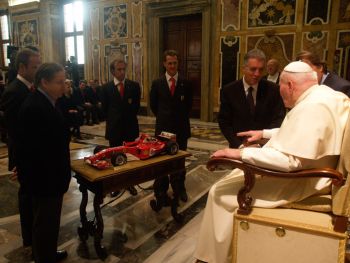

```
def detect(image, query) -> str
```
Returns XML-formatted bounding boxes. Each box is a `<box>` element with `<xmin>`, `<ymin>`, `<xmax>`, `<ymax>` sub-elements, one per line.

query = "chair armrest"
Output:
<box><xmin>206</xmin><ymin>157</ymin><xmax>344</xmax><ymax>215</ymax></box>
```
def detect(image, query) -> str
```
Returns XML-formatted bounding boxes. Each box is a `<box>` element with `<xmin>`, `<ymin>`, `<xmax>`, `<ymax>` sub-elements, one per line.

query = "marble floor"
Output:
<box><xmin>0</xmin><ymin>116</ymin><xmax>231</xmax><ymax>263</ymax></box>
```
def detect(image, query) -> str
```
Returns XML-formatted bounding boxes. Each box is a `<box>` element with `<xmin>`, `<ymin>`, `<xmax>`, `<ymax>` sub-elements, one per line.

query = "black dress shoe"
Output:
<box><xmin>56</xmin><ymin>250</ymin><xmax>68</xmax><ymax>262</ymax></box>
<box><xmin>127</xmin><ymin>186</ymin><xmax>138</xmax><ymax>196</ymax></box>
<box><xmin>179</xmin><ymin>190</ymin><xmax>188</xmax><ymax>202</ymax></box>
<box><xmin>111</xmin><ymin>190</ymin><xmax>121</xmax><ymax>197</ymax></box>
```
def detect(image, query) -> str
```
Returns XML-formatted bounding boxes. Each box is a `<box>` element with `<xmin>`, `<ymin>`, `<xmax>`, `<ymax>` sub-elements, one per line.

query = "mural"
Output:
<box><xmin>220</xmin><ymin>36</ymin><xmax>240</xmax><ymax>88</ymax></box>
<box><xmin>339</xmin><ymin>0</ymin><xmax>350</xmax><ymax>23</ymax></box>
<box><xmin>248</xmin><ymin>0</ymin><xmax>296</xmax><ymax>28</ymax></box>
<box><xmin>248</xmin><ymin>33</ymin><xmax>294</xmax><ymax>68</ymax></box>
<box><xmin>221</xmin><ymin>0</ymin><xmax>240</xmax><ymax>31</ymax></box>
<box><xmin>335</xmin><ymin>31</ymin><xmax>350</xmax><ymax>80</ymax></box>
<box><xmin>305</xmin><ymin>0</ymin><xmax>330</xmax><ymax>25</ymax></box>
<box><xmin>104</xmin><ymin>4</ymin><xmax>127</xmax><ymax>39</ymax></box>
<box><xmin>17</xmin><ymin>19</ymin><xmax>39</xmax><ymax>47</ymax></box>
<box><xmin>104</xmin><ymin>43</ymin><xmax>128</xmax><ymax>81</ymax></box>
<box><xmin>132</xmin><ymin>1</ymin><xmax>142</xmax><ymax>38</ymax></box>
<box><xmin>302</xmin><ymin>31</ymin><xmax>328</xmax><ymax>61</ymax></box>
<box><xmin>92</xmin><ymin>44</ymin><xmax>100</xmax><ymax>81</ymax></box>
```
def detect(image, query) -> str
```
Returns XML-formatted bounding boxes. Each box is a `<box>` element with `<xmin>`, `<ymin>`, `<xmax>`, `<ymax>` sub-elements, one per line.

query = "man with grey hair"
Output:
<box><xmin>218</xmin><ymin>49</ymin><xmax>285</xmax><ymax>148</ymax></box>
<box><xmin>195</xmin><ymin>61</ymin><xmax>350</xmax><ymax>263</ymax></box>
<box><xmin>264</xmin><ymin>58</ymin><xmax>281</xmax><ymax>83</ymax></box>
<box><xmin>101</xmin><ymin>58</ymin><xmax>141</xmax><ymax>196</ymax></box>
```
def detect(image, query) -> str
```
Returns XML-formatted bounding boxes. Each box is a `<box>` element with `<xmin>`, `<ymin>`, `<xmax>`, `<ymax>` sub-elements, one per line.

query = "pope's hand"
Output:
<box><xmin>211</xmin><ymin>148</ymin><xmax>241</xmax><ymax>160</ymax></box>
<box><xmin>237</xmin><ymin>130</ymin><xmax>263</xmax><ymax>145</ymax></box>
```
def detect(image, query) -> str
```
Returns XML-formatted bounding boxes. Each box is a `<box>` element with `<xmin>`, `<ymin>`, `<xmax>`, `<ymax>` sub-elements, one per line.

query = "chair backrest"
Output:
<box><xmin>333</xmin><ymin>111</ymin><xmax>350</xmax><ymax>216</ymax></box>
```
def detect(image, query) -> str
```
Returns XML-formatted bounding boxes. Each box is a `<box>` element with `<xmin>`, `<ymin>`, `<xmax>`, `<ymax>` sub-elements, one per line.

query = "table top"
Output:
<box><xmin>71</xmin><ymin>150</ymin><xmax>191</xmax><ymax>182</ymax></box>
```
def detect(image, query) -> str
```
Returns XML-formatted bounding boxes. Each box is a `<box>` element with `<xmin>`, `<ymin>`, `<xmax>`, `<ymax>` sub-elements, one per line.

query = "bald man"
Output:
<box><xmin>264</xmin><ymin>58</ymin><xmax>281</xmax><ymax>83</ymax></box>
<box><xmin>194</xmin><ymin>61</ymin><xmax>350</xmax><ymax>263</ymax></box>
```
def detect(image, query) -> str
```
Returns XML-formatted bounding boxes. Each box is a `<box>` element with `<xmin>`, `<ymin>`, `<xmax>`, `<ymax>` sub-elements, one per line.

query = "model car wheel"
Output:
<box><xmin>167</xmin><ymin>141</ymin><xmax>179</xmax><ymax>155</ymax></box>
<box><xmin>111</xmin><ymin>153</ymin><xmax>127</xmax><ymax>166</ymax></box>
<box><xmin>93</xmin><ymin>145</ymin><xmax>108</xmax><ymax>154</ymax></box>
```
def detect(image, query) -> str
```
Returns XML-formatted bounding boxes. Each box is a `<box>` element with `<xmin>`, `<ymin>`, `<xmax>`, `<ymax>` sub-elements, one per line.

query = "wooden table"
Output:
<box><xmin>71</xmin><ymin>150</ymin><xmax>191</xmax><ymax>259</ymax></box>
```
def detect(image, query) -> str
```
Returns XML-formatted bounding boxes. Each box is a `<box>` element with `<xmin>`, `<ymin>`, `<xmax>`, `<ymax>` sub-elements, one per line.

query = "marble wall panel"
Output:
<box><xmin>247</xmin><ymin>0</ymin><xmax>296</xmax><ymax>28</ymax></box>
<box><xmin>103</xmin><ymin>4</ymin><xmax>127</xmax><ymax>39</ymax></box>
<box><xmin>335</xmin><ymin>30</ymin><xmax>350</xmax><ymax>80</ymax></box>
<box><xmin>220</xmin><ymin>36</ymin><xmax>240</xmax><ymax>88</ymax></box>
<box><xmin>221</xmin><ymin>0</ymin><xmax>240</xmax><ymax>31</ymax></box>
<box><xmin>133</xmin><ymin>42</ymin><xmax>143</xmax><ymax>97</ymax></box>
<box><xmin>104</xmin><ymin>43</ymin><xmax>128</xmax><ymax>81</ymax></box>
<box><xmin>338</xmin><ymin>0</ymin><xmax>350</xmax><ymax>23</ymax></box>
<box><xmin>17</xmin><ymin>19</ymin><xmax>39</xmax><ymax>47</ymax></box>
<box><xmin>90</xmin><ymin>7</ymin><xmax>99</xmax><ymax>41</ymax></box>
<box><xmin>92</xmin><ymin>44</ymin><xmax>100</xmax><ymax>81</ymax></box>
<box><xmin>248</xmin><ymin>34</ymin><xmax>294</xmax><ymax>68</ymax></box>
<box><xmin>302</xmin><ymin>31</ymin><xmax>328</xmax><ymax>61</ymax></box>
<box><xmin>304</xmin><ymin>0</ymin><xmax>330</xmax><ymax>25</ymax></box>
<box><xmin>132</xmin><ymin>1</ymin><xmax>142</xmax><ymax>38</ymax></box>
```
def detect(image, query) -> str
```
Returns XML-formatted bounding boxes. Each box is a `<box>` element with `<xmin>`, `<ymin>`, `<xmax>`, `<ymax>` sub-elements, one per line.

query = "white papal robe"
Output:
<box><xmin>194</xmin><ymin>85</ymin><xmax>350</xmax><ymax>263</ymax></box>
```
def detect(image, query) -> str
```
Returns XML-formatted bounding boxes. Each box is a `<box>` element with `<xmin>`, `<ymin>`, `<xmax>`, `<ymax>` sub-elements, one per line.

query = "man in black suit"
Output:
<box><xmin>0</xmin><ymin>48</ymin><xmax>41</xmax><ymax>250</ymax></box>
<box><xmin>102</xmin><ymin>58</ymin><xmax>141</xmax><ymax>195</ymax></box>
<box><xmin>150</xmin><ymin>50</ymin><xmax>193</xmax><ymax>203</ymax></box>
<box><xmin>218</xmin><ymin>49</ymin><xmax>285</xmax><ymax>148</ymax></box>
<box><xmin>16</xmin><ymin>63</ymin><xmax>70</xmax><ymax>263</ymax></box>
<box><xmin>296</xmin><ymin>50</ymin><xmax>350</xmax><ymax>97</ymax></box>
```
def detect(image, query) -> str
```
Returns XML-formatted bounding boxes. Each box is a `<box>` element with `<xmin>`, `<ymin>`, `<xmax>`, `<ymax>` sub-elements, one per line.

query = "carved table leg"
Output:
<box><xmin>93</xmin><ymin>193</ymin><xmax>107</xmax><ymax>260</ymax></box>
<box><xmin>77</xmin><ymin>185</ymin><xmax>89</xmax><ymax>241</ymax></box>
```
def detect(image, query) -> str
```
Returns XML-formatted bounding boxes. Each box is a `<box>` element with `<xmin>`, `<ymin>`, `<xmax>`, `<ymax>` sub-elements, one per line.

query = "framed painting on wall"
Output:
<box><xmin>17</xmin><ymin>19</ymin><xmax>39</xmax><ymax>47</ymax></box>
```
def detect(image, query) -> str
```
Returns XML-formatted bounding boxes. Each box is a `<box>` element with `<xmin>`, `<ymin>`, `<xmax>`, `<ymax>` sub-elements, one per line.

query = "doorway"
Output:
<box><xmin>162</xmin><ymin>14</ymin><xmax>202</xmax><ymax>118</ymax></box>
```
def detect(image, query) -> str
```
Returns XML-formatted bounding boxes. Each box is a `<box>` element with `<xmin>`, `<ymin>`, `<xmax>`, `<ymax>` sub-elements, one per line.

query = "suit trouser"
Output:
<box><xmin>153</xmin><ymin>139</ymin><xmax>188</xmax><ymax>199</ymax></box>
<box><xmin>18</xmin><ymin>186</ymin><xmax>33</xmax><ymax>247</ymax></box>
<box><xmin>32</xmin><ymin>195</ymin><xmax>63</xmax><ymax>263</ymax></box>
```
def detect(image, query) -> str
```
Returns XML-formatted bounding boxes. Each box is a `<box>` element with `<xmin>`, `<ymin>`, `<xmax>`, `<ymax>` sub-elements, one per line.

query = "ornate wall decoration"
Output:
<box><xmin>104</xmin><ymin>43</ymin><xmax>128</xmax><ymax>81</ymax></box>
<box><xmin>220</xmin><ymin>36</ymin><xmax>240</xmax><ymax>89</ymax></box>
<box><xmin>248</xmin><ymin>34</ymin><xmax>294</xmax><ymax>68</ymax></box>
<box><xmin>132</xmin><ymin>1</ymin><xmax>142</xmax><ymax>38</ymax></box>
<box><xmin>132</xmin><ymin>42</ymin><xmax>143</xmax><ymax>97</ymax></box>
<box><xmin>92</xmin><ymin>44</ymin><xmax>100</xmax><ymax>81</ymax></box>
<box><xmin>248</xmin><ymin>0</ymin><xmax>296</xmax><ymax>28</ymax></box>
<box><xmin>221</xmin><ymin>0</ymin><xmax>240</xmax><ymax>31</ymax></box>
<box><xmin>339</xmin><ymin>0</ymin><xmax>350</xmax><ymax>23</ymax></box>
<box><xmin>90</xmin><ymin>7</ymin><xmax>100</xmax><ymax>40</ymax></box>
<box><xmin>304</xmin><ymin>0</ymin><xmax>330</xmax><ymax>25</ymax></box>
<box><xmin>103</xmin><ymin>4</ymin><xmax>127</xmax><ymax>39</ymax></box>
<box><xmin>17</xmin><ymin>19</ymin><xmax>39</xmax><ymax>47</ymax></box>
<box><xmin>335</xmin><ymin>30</ymin><xmax>350</xmax><ymax>80</ymax></box>
<box><xmin>302</xmin><ymin>31</ymin><xmax>328</xmax><ymax>61</ymax></box>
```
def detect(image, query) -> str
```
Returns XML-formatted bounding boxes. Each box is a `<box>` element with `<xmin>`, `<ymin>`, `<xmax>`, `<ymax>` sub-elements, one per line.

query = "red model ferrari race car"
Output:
<box><xmin>84</xmin><ymin>132</ymin><xmax>179</xmax><ymax>169</ymax></box>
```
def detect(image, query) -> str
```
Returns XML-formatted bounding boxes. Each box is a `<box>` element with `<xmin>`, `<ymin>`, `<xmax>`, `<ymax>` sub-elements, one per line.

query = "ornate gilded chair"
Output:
<box><xmin>207</xmin><ymin>124</ymin><xmax>350</xmax><ymax>263</ymax></box>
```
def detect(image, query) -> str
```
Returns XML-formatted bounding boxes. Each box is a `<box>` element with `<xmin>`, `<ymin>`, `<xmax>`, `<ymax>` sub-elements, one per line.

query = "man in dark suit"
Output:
<box><xmin>218</xmin><ymin>49</ymin><xmax>285</xmax><ymax>148</ymax></box>
<box><xmin>0</xmin><ymin>48</ymin><xmax>41</xmax><ymax>250</ymax></box>
<box><xmin>102</xmin><ymin>58</ymin><xmax>141</xmax><ymax>195</ymax></box>
<box><xmin>150</xmin><ymin>50</ymin><xmax>193</xmax><ymax>203</ymax></box>
<box><xmin>16</xmin><ymin>63</ymin><xmax>70</xmax><ymax>263</ymax></box>
<box><xmin>296</xmin><ymin>50</ymin><xmax>350</xmax><ymax>97</ymax></box>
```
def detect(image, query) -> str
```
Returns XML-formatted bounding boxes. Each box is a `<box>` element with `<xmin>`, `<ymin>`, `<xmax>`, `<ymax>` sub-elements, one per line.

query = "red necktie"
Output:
<box><xmin>30</xmin><ymin>84</ymin><xmax>35</xmax><ymax>92</ymax></box>
<box><xmin>119</xmin><ymin>82</ymin><xmax>124</xmax><ymax>98</ymax></box>
<box><xmin>170</xmin><ymin>77</ymin><xmax>175</xmax><ymax>96</ymax></box>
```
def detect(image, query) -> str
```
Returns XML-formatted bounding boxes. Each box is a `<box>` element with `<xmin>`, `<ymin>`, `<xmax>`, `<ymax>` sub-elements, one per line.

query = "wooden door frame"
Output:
<box><xmin>145</xmin><ymin>0</ymin><xmax>214</xmax><ymax>121</ymax></box>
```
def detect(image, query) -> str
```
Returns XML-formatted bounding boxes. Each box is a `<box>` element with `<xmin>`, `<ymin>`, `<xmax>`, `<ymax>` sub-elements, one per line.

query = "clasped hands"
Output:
<box><xmin>211</xmin><ymin>130</ymin><xmax>263</xmax><ymax>159</ymax></box>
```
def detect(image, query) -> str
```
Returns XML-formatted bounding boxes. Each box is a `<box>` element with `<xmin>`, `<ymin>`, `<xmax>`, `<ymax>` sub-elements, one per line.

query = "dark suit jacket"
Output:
<box><xmin>150</xmin><ymin>75</ymin><xmax>193</xmax><ymax>143</ymax></box>
<box><xmin>218</xmin><ymin>78</ymin><xmax>285</xmax><ymax>148</ymax></box>
<box><xmin>0</xmin><ymin>78</ymin><xmax>30</xmax><ymax>170</ymax></box>
<box><xmin>16</xmin><ymin>91</ymin><xmax>71</xmax><ymax>196</ymax></box>
<box><xmin>102</xmin><ymin>79</ymin><xmax>140</xmax><ymax>144</ymax></box>
<box><xmin>323</xmin><ymin>71</ymin><xmax>350</xmax><ymax>97</ymax></box>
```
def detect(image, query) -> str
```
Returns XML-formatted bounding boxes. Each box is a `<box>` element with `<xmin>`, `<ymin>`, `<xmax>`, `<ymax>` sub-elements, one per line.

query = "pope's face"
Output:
<box><xmin>279</xmin><ymin>73</ymin><xmax>293</xmax><ymax>108</ymax></box>
<box><xmin>243</xmin><ymin>58</ymin><xmax>265</xmax><ymax>86</ymax></box>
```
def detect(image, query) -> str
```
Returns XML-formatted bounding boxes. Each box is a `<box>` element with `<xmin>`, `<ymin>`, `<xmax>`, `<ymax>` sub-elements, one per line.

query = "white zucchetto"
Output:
<box><xmin>283</xmin><ymin>61</ymin><xmax>313</xmax><ymax>73</ymax></box>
